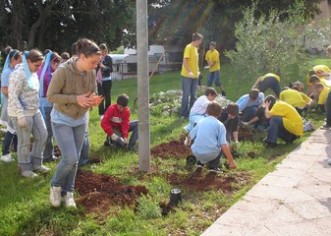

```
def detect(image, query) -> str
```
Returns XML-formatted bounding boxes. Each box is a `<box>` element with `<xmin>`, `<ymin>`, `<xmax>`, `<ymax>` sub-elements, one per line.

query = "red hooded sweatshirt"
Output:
<box><xmin>101</xmin><ymin>104</ymin><xmax>130</xmax><ymax>138</ymax></box>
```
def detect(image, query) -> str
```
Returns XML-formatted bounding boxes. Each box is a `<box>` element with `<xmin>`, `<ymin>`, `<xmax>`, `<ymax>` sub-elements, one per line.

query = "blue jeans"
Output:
<box><xmin>79</xmin><ymin>130</ymin><xmax>90</xmax><ymax>166</ymax></box>
<box><xmin>10</xmin><ymin>111</ymin><xmax>47</xmax><ymax>171</ymax></box>
<box><xmin>181</xmin><ymin>77</ymin><xmax>198</xmax><ymax>117</ymax></box>
<box><xmin>42</xmin><ymin>106</ymin><xmax>54</xmax><ymax>160</ymax></box>
<box><xmin>207</xmin><ymin>71</ymin><xmax>221</xmax><ymax>87</ymax></box>
<box><xmin>241</xmin><ymin>106</ymin><xmax>258</xmax><ymax>122</ymax></box>
<box><xmin>51</xmin><ymin>122</ymin><xmax>86</xmax><ymax>193</ymax></box>
<box><xmin>258</xmin><ymin>77</ymin><xmax>281</xmax><ymax>98</ymax></box>
<box><xmin>265</xmin><ymin>116</ymin><xmax>298</xmax><ymax>144</ymax></box>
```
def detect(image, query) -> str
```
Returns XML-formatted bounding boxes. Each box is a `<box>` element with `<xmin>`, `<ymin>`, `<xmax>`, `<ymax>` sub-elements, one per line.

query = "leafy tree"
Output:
<box><xmin>147</xmin><ymin>0</ymin><xmax>323</xmax><ymax>51</ymax></box>
<box><xmin>0</xmin><ymin>0</ymin><xmax>134</xmax><ymax>52</ymax></box>
<box><xmin>225</xmin><ymin>1</ymin><xmax>310</xmax><ymax>81</ymax></box>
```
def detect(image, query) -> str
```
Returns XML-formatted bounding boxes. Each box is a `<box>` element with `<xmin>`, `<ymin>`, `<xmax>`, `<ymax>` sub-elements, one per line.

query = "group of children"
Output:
<box><xmin>183</xmin><ymin>63</ymin><xmax>331</xmax><ymax>172</ymax></box>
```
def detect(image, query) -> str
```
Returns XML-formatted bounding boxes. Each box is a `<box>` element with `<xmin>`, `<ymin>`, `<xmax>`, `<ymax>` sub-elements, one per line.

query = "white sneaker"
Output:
<box><xmin>50</xmin><ymin>186</ymin><xmax>62</xmax><ymax>208</ymax></box>
<box><xmin>33</xmin><ymin>165</ymin><xmax>51</xmax><ymax>173</ymax></box>
<box><xmin>64</xmin><ymin>192</ymin><xmax>76</xmax><ymax>208</ymax></box>
<box><xmin>1</xmin><ymin>153</ymin><xmax>13</xmax><ymax>163</ymax></box>
<box><xmin>21</xmin><ymin>170</ymin><xmax>38</xmax><ymax>178</ymax></box>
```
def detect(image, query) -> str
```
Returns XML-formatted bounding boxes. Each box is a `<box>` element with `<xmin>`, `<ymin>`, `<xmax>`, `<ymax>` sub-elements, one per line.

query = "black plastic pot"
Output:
<box><xmin>169</xmin><ymin>188</ymin><xmax>182</xmax><ymax>206</ymax></box>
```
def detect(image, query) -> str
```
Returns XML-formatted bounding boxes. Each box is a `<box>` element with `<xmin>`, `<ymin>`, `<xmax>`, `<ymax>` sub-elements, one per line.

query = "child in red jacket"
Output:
<box><xmin>101</xmin><ymin>94</ymin><xmax>138</xmax><ymax>150</ymax></box>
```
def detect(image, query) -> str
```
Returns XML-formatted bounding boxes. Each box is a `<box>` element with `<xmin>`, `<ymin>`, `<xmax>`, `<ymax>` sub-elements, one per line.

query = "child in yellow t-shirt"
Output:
<box><xmin>314</xmin><ymin>83</ymin><xmax>331</xmax><ymax>129</ymax></box>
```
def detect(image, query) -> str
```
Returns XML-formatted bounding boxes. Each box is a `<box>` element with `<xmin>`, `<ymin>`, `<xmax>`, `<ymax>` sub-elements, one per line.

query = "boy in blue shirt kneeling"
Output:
<box><xmin>185</xmin><ymin>102</ymin><xmax>237</xmax><ymax>173</ymax></box>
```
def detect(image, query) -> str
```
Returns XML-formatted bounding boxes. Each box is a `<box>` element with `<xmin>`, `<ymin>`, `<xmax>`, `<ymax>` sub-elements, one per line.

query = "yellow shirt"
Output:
<box><xmin>269</xmin><ymin>101</ymin><xmax>303</xmax><ymax>136</ymax></box>
<box><xmin>300</xmin><ymin>92</ymin><xmax>312</xmax><ymax>104</ymax></box>
<box><xmin>307</xmin><ymin>65</ymin><xmax>331</xmax><ymax>85</ymax></box>
<box><xmin>279</xmin><ymin>89</ymin><xmax>308</xmax><ymax>108</ymax></box>
<box><xmin>261</xmin><ymin>73</ymin><xmax>280</xmax><ymax>82</ymax></box>
<box><xmin>318</xmin><ymin>87</ymin><xmax>330</xmax><ymax>105</ymax></box>
<box><xmin>205</xmin><ymin>49</ymin><xmax>220</xmax><ymax>72</ymax></box>
<box><xmin>181</xmin><ymin>43</ymin><xmax>199</xmax><ymax>78</ymax></box>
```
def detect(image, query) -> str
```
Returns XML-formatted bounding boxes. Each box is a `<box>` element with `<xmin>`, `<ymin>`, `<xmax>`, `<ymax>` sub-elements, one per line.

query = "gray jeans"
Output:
<box><xmin>10</xmin><ymin>111</ymin><xmax>47</xmax><ymax>171</ymax></box>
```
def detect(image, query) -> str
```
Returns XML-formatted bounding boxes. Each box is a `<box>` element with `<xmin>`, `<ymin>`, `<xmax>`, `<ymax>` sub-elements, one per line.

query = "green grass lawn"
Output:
<box><xmin>0</xmin><ymin>58</ymin><xmax>330</xmax><ymax>236</ymax></box>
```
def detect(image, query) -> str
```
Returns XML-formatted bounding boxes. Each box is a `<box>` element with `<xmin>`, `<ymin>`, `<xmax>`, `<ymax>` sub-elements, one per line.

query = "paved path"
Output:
<box><xmin>202</xmin><ymin>129</ymin><xmax>331</xmax><ymax>236</ymax></box>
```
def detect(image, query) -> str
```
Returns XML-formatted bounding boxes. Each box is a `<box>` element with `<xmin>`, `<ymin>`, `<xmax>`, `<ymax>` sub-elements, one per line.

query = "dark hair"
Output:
<box><xmin>75</xmin><ymin>38</ymin><xmax>101</xmax><ymax>57</ymax></box>
<box><xmin>26</xmin><ymin>49</ymin><xmax>44</xmax><ymax>62</ymax></box>
<box><xmin>226</xmin><ymin>103</ymin><xmax>239</xmax><ymax>116</ymax></box>
<box><xmin>207</xmin><ymin>101</ymin><xmax>222</xmax><ymax>117</ymax></box>
<box><xmin>99</xmin><ymin>43</ymin><xmax>108</xmax><ymax>51</ymax></box>
<box><xmin>264</xmin><ymin>95</ymin><xmax>276</xmax><ymax>110</ymax></box>
<box><xmin>309</xmin><ymin>75</ymin><xmax>320</xmax><ymax>83</ymax></box>
<box><xmin>4</xmin><ymin>45</ymin><xmax>12</xmax><ymax>54</ymax></box>
<box><xmin>51</xmin><ymin>52</ymin><xmax>61</xmax><ymax>63</ymax></box>
<box><xmin>8</xmin><ymin>49</ymin><xmax>21</xmax><ymax>61</ymax></box>
<box><xmin>60</xmin><ymin>52</ymin><xmax>70</xmax><ymax>60</ymax></box>
<box><xmin>43</xmin><ymin>49</ymin><xmax>51</xmax><ymax>55</ymax></box>
<box><xmin>248</xmin><ymin>88</ymin><xmax>259</xmax><ymax>100</ymax></box>
<box><xmin>204</xmin><ymin>87</ymin><xmax>217</xmax><ymax>97</ymax></box>
<box><xmin>256</xmin><ymin>105</ymin><xmax>265</xmax><ymax>119</ymax></box>
<box><xmin>117</xmin><ymin>94</ymin><xmax>129</xmax><ymax>107</ymax></box>
<box><xmin>192</xmin><ymin>32</ymin><xmax>203</xmax><ymax>41</ymax></box>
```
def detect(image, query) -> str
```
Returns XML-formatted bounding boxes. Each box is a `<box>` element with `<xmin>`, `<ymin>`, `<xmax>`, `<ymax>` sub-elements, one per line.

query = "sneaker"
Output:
<box><xmin>33</xmin><ymin>165</ymin><xmax>51</xmax><ymax>173</ymax></box>
<box><xmin>50</xmin><ymin>186</ymin><xmax>62</xmax><ymax>208</ymax></box>
<box><xmin>21</xmin><ymin>170</ymin><xmax>38</xmax><ymax>178</ymax></box>
<box><xmin>194</xmin><ymin>164</ymin><xmax>203</xmax><ymax>173</ymax></box>
<box><xmin>63</xmin><ymin>192</ymin><xmax>76</xmax><ymax>208</ymax></box>
<box><xmin>328</xmin><ymin>159</ymin><xmax>331</xmax><ymax>165</ymax></box>
<box><xmin>208</xmin><ymin>168</ymin><xmax>222</xmax><ymax>174</ymax></box>
<box><xmin>1</xmin><ymin>153</ymin><xmax>14</xmax><ymax>163</ymax></box>
<box><xmin>104</xmin><ymin>136</ymin><xmax>111</xmax><ymax>146</ymax></box>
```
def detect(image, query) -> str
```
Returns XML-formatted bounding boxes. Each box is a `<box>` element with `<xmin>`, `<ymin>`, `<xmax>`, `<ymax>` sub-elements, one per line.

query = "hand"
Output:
<box><xmin>123</xmin><ymin>138</ymin><xmax>128</xmax><ymax>144</ymax></box>
<box><xmin>77</xmin><ymin>92</ymin><xmax>94</xmax><ymax>108</ymax></box>
<box><xmin>111</xmin><ymin>133</ymin><xmax>119</xmax><ymax>141</ymax></box>
<box><xmin>227</xmin><ymin>161</ymin><xmax>237</xmax><ymax>169</ymax></box>
<box><xmin>204</xmin><ymin>65</ymin><xmax>210</xmax><ymax>69</ymax></box>
<box><xmin>184</xmin><ymin>136</ymin><xmax>191</xmax><ymax>146</ymax></box>
<box><xmin>241</xmin><ymin>121</ymin><xmax>249</xmax><ymax>126</ymax></box>
<box><xmin>188</xmin><ymin>71</ymin><xmax>195</xmax><ymax>78</ymax></box>
<box><xmin>265</xmin><ymin>101</ymin><xmax>271</xmax><ymax>109</ymax></box>
<box><xmin>91</xmin><ymin>94</ymin><xmax>104</xmax><ymax>106</ymax></box>
<box><xmin>17</xmin><ymin>116</ymin><xmax>28</xmax><ymax>128</ymax></box>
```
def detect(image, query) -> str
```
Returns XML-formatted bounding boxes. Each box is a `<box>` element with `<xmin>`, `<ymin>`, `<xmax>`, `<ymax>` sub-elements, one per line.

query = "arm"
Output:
<box><xmin>121</xmin><ymin>108</ymin><xmax>130</xmax><ymax>138</ymax></box>
<box><xmin>252</xmin><ymin>77</ymin><xmax>262</xmax><ymax>89</ymax></box>
<box><xmin>183</xmin><ymin>57</ymin><xmax>192</xmax><ymax>74</ymax></box>
<box><xmin>8</xmin><ymin>70</ymin><xmax>25</xmax><ymax>118</ymax></box>
<box><xmin>101</xmin><ymin>106</ymin><xmax>114</xmax><ymax>136</ymax></box>
<box><xmin>232</xmin><ymin>131</ymin><xmax>239</xmax><ymax>143</ymax></box>
<box><xmin>264</xmin><ymin>101</ymin><xmax>272</xmax><ymax>119</ymax></box>
<box><xmin>221</xmin><ymin>144</ymin><xmax>236</xmax><ymax>169</ymax></box>
<box><xmin>1</xmin><ymin>87</ymin><xmax>8</xmax><ymax>97</ymax></box>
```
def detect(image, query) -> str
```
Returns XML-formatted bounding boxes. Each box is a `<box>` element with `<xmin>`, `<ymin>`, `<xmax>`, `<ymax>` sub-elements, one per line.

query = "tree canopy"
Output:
<box><xmin>0</xmin><ymin>0</ymin><xmax>135</xmax><ymax>52</ymax></box>
<box><xmin>147</xmin><ymin>0</ymin><xmax>323</xmax><ymax>50</ymax></box>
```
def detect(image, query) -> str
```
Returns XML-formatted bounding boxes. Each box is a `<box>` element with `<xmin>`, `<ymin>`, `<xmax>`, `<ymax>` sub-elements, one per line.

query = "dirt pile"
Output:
<box><xmin>75</xmin><ymin>170</ymin><xmax>148</xmax><ymax>215</ymax></box>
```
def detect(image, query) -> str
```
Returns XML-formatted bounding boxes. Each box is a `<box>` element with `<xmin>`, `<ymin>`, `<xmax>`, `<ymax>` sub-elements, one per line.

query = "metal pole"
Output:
<box><xmin>136</xmin><ymin>0</ymin><xmax>150</xmax><ymax>172</ymax></box>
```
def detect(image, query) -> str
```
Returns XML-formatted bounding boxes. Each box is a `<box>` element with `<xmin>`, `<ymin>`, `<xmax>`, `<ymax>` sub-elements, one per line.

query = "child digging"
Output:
<box><xmin>185</xmin><ymin>101</ymin><xmax>237</xmax><ymax>173</ymax></box>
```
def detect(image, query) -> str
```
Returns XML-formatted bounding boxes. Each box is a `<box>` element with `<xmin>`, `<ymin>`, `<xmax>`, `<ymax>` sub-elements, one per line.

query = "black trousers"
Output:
<box><xmin>97</xmin><ymin>80</ymin><xmax>112</xmax><ymax>115</ymax></box>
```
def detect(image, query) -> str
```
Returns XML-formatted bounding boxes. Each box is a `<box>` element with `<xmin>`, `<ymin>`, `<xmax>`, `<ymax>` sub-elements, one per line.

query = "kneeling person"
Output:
<box><xmin>264</xmin><ymin>95</ymin><xmax>303</xmax><ymax>147</ymax></box>
<box><xmin>187</xmin><ymin>102</ymin><xmax>236</xmax><ymax>172</ymax></box>
<box><xmin>101</xmin><ymin>94</ymin><xmax>138</xmax><ymax>150</ymax></box>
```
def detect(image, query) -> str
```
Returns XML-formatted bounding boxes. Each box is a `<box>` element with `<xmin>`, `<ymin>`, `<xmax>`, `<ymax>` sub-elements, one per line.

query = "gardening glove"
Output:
<box><xmin>18</xmin><ymin>116</ymin><xmax>28</xmax><ymax>129</ymax></box>
<box><xmin>110</xmin><ymin>133</ymin><xmax>119</xmax><ymax>141</ymax></box>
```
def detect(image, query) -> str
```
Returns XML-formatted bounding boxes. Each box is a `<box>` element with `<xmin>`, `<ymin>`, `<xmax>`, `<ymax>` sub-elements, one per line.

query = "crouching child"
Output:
<box><xmin>101</xmin><ymin>94</ymin><xmax>138</xmax><ymax>150</ymax></box>
<box><xmin>185</xmin><ymin>101</ymin><xmax>237</xmax><ymax>173</ymax></box>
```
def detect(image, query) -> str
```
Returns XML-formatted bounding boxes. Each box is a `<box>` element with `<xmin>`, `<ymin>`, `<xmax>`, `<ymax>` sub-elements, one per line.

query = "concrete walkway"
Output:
<box><xmin>202</xmin><ymin>129</ymin><xmax>331</xmax><ymax>236</ymax></box>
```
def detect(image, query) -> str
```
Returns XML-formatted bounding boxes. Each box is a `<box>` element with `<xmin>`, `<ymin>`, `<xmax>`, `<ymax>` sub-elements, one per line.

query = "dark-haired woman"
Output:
<box><xmin>0</xmin><ymin>49</ymin><xmax>21</xmax><ymax>163</ymax></box>
<box><xmin>47</xmin><ymin>38</ymin><xmax>103</xmax><ymax>208</ymax></box>
<box><xmin>8</xmin><ymin>49</ymin><xmax>48</xmax><ymax>178</ymax></box>
<box><xmin>97</xmin><ymin>43</ymin><xmax>113</xmax><ymax>119</ymax></box>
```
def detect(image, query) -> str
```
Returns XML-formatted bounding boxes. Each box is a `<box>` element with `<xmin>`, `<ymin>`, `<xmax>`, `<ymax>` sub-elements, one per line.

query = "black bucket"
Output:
<box><xmin>169</xmin><ymin>188</ymin><xmax>182</xmax><ymax>206</ymax></box>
